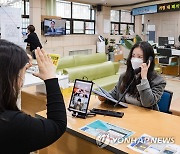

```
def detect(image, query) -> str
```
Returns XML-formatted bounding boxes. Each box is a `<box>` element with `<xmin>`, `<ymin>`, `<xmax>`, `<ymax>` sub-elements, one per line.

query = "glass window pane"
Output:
<box><xmin>111</xmin><ymin>10</ymin><xmax>119</xmax><ymax>22</ymax></box>
<box><xmin>73</xmin><ymin>21</ymin><xmax>84</xmax><ymax>33</ymax></box>
<box><xmin>142</xmin><ymin>15</ymin><xmax>144</xmax><ymax>24</ymax></box>
<box><xmin>121</xmin><ymin>10</ymin><xmax>132</xmax><ymax>23</ymax></box>
<box><xmin>22</xmin><ymin>18</ymin><xmax>29</xmax><ymax>33</ymax></box>
<box><xmin>120</xmin><ymin>24</ymin><xmax>127</xmax><ymax>35</ymax></box>
<box><xmin>85</xmin><ymin>22</ymin><xmax>94</xmax><ymax>30</ymax></box>
<box><xmin>66</xmin><ymin>30</ymin><xmax>70</xmax><ymax>34</ymax></box>
<box><xmin>111</xmin><ymin>23</ymin><xmax>119</xmax><ymax>35</ymax></box>
<box><xmin>66</xmin><ymin>20</ymin><xmax>70</xmax><ymax>29</ymax></box>
<box><xmin>72</xmin><ymin>2</ymin><xmax>90</xmax><ymax>19</ymax></box>
<box><xmin>26</xmin><ymin>1</ymin><xmax>29</xmax><ymax>15</ymax></box>
<box><xmin>10</xmin><ymin>1</ymin><xmax>24</xmax><ymax>15</ymax></box>
<box><xmin>85</xmin><ymin>30</ymin><xmax>94</xmax><ymax>34</ymax></box>
<box><xmin>91</xmin><ymin>10</ymin><xmax>95</xmax><ymax>20</ymax></box>
<box><xmin>128</xmin><ymin>25</ymin><xmax>134</xmax><ymax>35</ymax></box>
<box><xmin>56</xmin><ymin>0</ymin><xmax>71</xmax><ymax>18</ymax></box>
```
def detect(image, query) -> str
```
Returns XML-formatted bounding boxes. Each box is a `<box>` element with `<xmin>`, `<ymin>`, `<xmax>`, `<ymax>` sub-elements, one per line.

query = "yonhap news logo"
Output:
<box><xmin>96</xmin><ymin>132</ymin><xmax>111</xmax><ymax>148</ymax></box>
<box><xmin>95</xmin><ymin>132</ymin><xmax>175</xmax><ymax>148</ymax></box>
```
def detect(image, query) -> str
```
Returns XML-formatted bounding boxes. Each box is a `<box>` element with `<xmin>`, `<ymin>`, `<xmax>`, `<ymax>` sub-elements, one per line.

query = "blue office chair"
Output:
<box><xmin>158</xmin><ymin>90</ymin><xmax>173</xmax><ymax>114</ymax></box>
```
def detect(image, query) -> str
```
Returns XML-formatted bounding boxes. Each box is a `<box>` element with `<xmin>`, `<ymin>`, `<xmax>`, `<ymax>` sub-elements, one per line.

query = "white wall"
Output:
<box><xmin>41</xmin><ymin>34</ymin><xmax>98</xmax><ymax>56</ymax></box>
<box><xmin>144</xmin><ymin>11</ymin><xmax>180</xmax><ymax>45</ymax></box>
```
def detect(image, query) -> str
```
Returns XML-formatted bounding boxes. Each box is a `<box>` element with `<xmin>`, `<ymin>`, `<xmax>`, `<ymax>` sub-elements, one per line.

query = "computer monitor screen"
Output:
<box><xmin>158</xmin><ymin>37</ymin><xmax>168</xmax><ymax>46</ymax></box>
<box><xmin>44</xmin><ymin>19</ymin><xmax>66</xmax><ymax>36</ymax></box>
<box><xmin>157</xmin><ymin>48</ymin><xmax>172</xmax><ymax>57</ymax></box>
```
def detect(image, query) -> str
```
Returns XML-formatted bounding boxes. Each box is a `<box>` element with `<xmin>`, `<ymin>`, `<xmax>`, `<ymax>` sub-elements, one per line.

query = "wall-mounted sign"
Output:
<box><xmin>158</xmin><ymin>2</ymin><xmax>180</xmax><ymax>13</ymax></box>
<box><xmin>132</xmin><ymin>5</ymin><xmax>157</xmax><ymax>16</ymax></box>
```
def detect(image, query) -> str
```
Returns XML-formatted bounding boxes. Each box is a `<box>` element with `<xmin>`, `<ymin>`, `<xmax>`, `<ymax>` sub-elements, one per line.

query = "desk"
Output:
<box><xmin>154</xmin><ymin>49</ymin><xmax>180</xmax><ymax>76</ymax></box>
<box><xmin>154</xmin><ymin>48</ymin><xmax>180</xmax><ymax>56</ymax></box>
<box><xmin>24</xmin><ymin>73</ymin><xmax>68</xmax><ymax>88</ymax></box>
<box><xmin>172</xmin><ymin>49</ymin><xmax>180</xmax><ymax>76</ymax></box>
<box><xmin>28</xmin><ymin>89</ymin><xmax>180</xmax><ymax>154</ymax></box>
<box><xmin>21</xmin><ymin>74</ymin><xmax>68</xmax><ymax>115</ymax></box>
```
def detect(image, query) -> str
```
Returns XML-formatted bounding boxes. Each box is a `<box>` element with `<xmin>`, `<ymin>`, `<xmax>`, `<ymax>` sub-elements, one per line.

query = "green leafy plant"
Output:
<box><xmin>122</xmin><ymin>35</ymin><xmax>142</xmax><ymax>50</ymax></box>
<box><xmin>108</xmin><ymin>39</ymin><xmax>116</xmax><ymax>52</ymax></box>
<box><xmin>105</xmin><ymin>38</ymin><xmax>109</xmax><ymax>45</ymax></box>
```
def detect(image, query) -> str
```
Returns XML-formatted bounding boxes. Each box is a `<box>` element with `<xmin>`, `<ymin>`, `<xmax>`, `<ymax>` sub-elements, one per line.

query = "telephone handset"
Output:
<box><xmin>134</xmin><ymin>56</ymin><xmax>153</xmax><ymax>74</ymax></box>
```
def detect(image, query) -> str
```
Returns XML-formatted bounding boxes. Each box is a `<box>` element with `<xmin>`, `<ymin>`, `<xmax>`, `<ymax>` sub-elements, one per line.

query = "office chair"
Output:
<box><xmin>158</xmin><ymin>90</ymin><xmax>173</xmax><ymax>114</ymax></box>
<box><xmin>157</xmin><ymin>48</ymin><xmax>178</xmax><ymax>66</ymax></box>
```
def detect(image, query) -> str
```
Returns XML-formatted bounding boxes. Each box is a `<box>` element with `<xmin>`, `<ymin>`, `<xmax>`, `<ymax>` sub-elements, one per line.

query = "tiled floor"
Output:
<box><xmin>119</xmin><ymin>64</ymin><xmax>180</xmax><ymax>112</ymax></box>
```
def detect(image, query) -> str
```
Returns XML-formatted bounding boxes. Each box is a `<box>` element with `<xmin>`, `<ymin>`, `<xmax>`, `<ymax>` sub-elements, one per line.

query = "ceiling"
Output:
<box><xmin>66</xmin><ymin>0</ymin><xmax>160</xmax><ymax>7</ymax></box>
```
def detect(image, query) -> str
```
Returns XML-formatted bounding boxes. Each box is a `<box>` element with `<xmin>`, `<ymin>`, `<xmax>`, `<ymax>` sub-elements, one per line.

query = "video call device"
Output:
<box><xmin>68</xmin><ymin>79</ymin><xmax>95</xmax><ymax>118</ymax></box>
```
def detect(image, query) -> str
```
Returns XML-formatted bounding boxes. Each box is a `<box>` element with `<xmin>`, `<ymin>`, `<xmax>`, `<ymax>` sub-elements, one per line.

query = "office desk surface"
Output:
<box><xmin>36</xmin><ymin>95</ymin><xmax>180</xmax><ymax>154</ymax></box>
<box><xmin>24</xmin><ymin>73</ymin><xmax>68</xmax><ymax>88</ymax></box>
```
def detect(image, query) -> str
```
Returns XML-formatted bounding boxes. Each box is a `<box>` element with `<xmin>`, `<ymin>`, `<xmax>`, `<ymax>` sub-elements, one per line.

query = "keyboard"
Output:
<box><xmin>90</xmin><ymin>108</ymin><xmax>124</xmax><ymax>118</ymax></box>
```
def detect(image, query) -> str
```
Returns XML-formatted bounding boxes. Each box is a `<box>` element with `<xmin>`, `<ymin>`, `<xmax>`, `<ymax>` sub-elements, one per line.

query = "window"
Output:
<box><xmin>110</xmin><ymin>10</ymin><xmax>119</xmax><ymax>22</ymax></box>
<box><xmin>10</xmin><ymin>0</ymin><xmax>29</xmax><ymax>33</ymax></box>
<box><xmin>111</xmin><ymin>23</ymin><xmax>119</xmax><ymax>35</ymax></box>
<box><xmin>22</xmin><ymin>18</ymin><xmax>29</xmax><ymax>33</ymax></box>
<box><xmin>72</xmin><ymin>2</ymin><xmax>90</xmax><ymax>20</ymax></box>
<box><xmin>73</xmin><ymin>21</ymin><xmax>84</xmax><ymax>33</ymax></box>
<box><xmin>66</xmin><ymin>20</ymin><xmax>71</xmax><ymax>34</ymax></box>
<box><xmin>120</xmin><ymin>24</ymin><xmax>127</xmax><ymax>35</ymax></box>
<box><xmin>56</xmin><ymin>0</ymin><xmax>95</xmax><ymax>35</ymax></box>
<box><xmin>110</xmin><ymin>10</ymin><xmax>134</xmax><ymax>35</ymax></box>
<box><xmin>56</xmin><ymin>0</ymin><xmax>71</xmax><ymax>18</ymax></box>
<box><xmin>121</xmin><ymin>10</ymin><xmax>133</xmax><ymax>23</ymax></box>
<box><xmin>85</xmin><ymin>22</ymin><xmax>94</xmax><ymax>34</ymax></box>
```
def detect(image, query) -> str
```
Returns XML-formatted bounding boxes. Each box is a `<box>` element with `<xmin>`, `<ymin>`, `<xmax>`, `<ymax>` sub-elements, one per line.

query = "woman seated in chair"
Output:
<box><xmin>99</xmin><ymin>41</ymin><xmax>166</xmax><ymax>110</ymax></box>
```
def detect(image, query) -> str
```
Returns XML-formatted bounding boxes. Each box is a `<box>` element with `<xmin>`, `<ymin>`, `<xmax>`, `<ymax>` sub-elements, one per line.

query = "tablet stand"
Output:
<box><xmin>71</xmin><ymin>111</ymin><xmax>96</xmax><ymax>119</ymax></box>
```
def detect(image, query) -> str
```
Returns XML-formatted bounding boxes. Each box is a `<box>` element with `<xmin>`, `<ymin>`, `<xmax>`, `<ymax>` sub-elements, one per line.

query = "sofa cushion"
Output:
<box><xmin>63</xmin><ymin>61</ymin><xmax>116</xmax><ymax>81</ymax></box>
<box><xmin>113</xmin><ymin>62</ymin><xmax>120</xmax><ymax>73</ymax></box>
<box><xmin>57</xmin><ymin>55</ymin><xmax>75</xmax><ymax>71</ymax></box>
<box><xmin>74</xmin><ymin>53</ymin><xmax>107</xmax><ymax>67</ymax></box>
<box><xmin>93</xmin><ymin>74</ymin><xmax>119</xmax><ymax>91</ymax></box>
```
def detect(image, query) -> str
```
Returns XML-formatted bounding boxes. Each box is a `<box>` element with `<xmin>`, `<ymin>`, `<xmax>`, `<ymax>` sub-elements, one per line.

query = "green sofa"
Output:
<box><xmin>57</xmin><ymin>53</ymin><xmax>120</xmax><ymax>91</ymax></box>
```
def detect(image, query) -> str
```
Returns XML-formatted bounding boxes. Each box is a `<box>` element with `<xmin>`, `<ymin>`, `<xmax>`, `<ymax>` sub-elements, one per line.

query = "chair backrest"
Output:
<box><xmin>158</xmin><ymin>90</ymin><xmax>173</xmax><ymax>113</ymax></box>
<box><xmin>157</xmin><ymin>48</ymin><xmax>172</xmax><ymax>57</ymax></box>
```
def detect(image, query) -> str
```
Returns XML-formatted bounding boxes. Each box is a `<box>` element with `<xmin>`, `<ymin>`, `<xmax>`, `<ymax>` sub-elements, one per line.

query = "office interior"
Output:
<box><xmin>1</xmin><ymin>0</ymin><xmax>180</xmax><ymax>153</ymax></box>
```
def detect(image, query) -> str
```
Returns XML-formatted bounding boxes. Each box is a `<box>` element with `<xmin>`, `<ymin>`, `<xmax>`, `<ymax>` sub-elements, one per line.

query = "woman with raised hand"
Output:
<box><xmin>0</xmin><ymin>39</ymin><xmax>67</xmax><ymax>153</ymax></box>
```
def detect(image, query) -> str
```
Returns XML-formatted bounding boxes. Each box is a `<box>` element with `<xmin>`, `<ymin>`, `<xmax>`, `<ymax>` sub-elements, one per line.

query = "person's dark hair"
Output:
<box><xmin>27</xmin><ymin>25</ymin><xmax>35</xmax><ymax>33</ymax></box>
<box><xmin>0</xmin><ymin>39</ymin><xmax>28</xmax><ymax>111</ymax></box>
<box><xmin>51</xmin><ymin>21</ymin><xmax>55</xmax><ymax>24</ymax></box>
<box><xmin>120</xmin><ymin>41</ymin><xmax>155</xmax><ymax>98</ymax></box>
<box><xmin>77</xmin><ymin>98</ymin><xmax>81</xmax><ymax>102</ymax></box>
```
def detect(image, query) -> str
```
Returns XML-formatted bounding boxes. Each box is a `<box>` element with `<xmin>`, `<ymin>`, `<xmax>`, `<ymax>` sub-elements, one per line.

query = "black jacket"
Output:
<box><xmin>24</xmin><ymin>32</ymin><xmax>42</xmax><ymax>51</ymax></box>
<box><xmin>0</xmin><ymin>78</ymin><xmax>67</xmax><ymax>154</ymax></box>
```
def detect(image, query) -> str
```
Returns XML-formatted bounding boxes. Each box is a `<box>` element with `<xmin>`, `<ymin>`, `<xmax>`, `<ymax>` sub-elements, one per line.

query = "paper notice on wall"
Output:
<box><xmin>104</xmin><ymin>19</ymin><xmax>110</xmax><ymax>34</ymax></box>
<box><xmin>49</xmin><ymin>53</ymin><xmax>60</xmax><ymax>67</ymax></box>
<box><xmin>0</xmin><ymin>7</ymin><xmax>22</xmax><ymax>44</ymax></box>
<box><xmin>147</xmin><ymin>25</ymin><xmax>155</xmax><ymax>31</ymax></box>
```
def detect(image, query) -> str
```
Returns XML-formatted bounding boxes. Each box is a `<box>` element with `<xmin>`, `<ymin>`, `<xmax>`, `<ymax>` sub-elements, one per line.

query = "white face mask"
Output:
<box><xmin>131</xmin><ymin>58</ymin><xmax>143</xmax><ymax>70</ymax></box>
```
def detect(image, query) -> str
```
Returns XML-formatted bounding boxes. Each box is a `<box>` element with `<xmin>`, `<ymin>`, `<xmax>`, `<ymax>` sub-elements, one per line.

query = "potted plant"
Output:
<box><xmin>105</xmin><ymin>38</ymin><xmax>109</xmax><ymax>54</ymax></box>
<box><xmin>108</xmin><ymin>39</ymin><xmax>116</xmax><ymax>61</ymax></box>
<box><xmin>122</xmin><ymin>35</ymin><xmax>142</xmax><ymax>50</ymax></box>
<box><xmin>120</xmin><ymin>35</ymin><xmax>142</xmax><ymax>63</ymax></box>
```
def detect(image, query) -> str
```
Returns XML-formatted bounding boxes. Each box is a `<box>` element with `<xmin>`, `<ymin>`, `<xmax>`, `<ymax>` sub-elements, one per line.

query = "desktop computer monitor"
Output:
<box><xmin>158</xmin><ymin>37</ymin><xmax>168</xmax><ymax>46</ymax></box>
<box><xmin>157</xmin><ymin>48</ymin><xmax>172</xmax><ymax>57</ymax></box>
